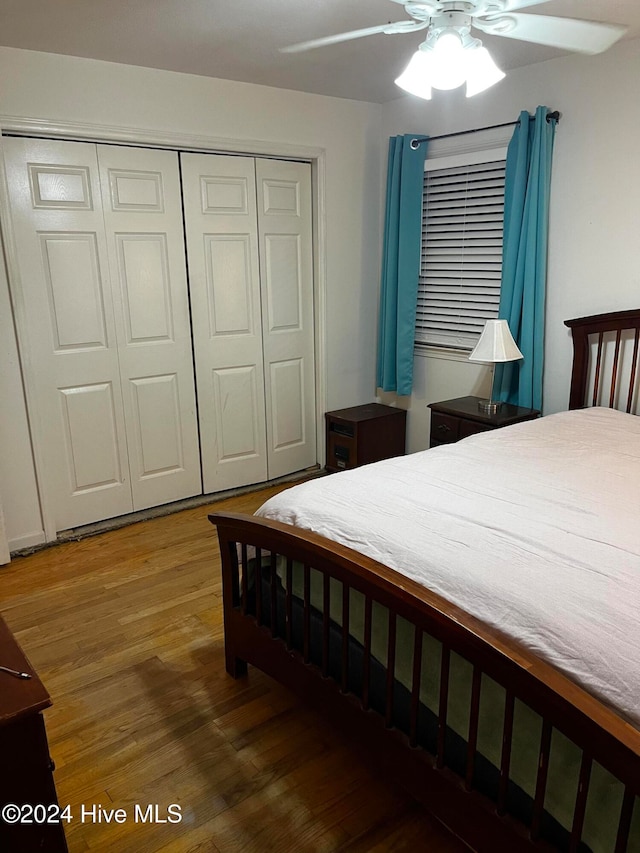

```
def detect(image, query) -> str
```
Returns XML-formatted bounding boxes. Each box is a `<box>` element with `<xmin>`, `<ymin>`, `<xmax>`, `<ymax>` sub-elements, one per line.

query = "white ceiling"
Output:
<box><xmin>0</xmin><ymin>0</ymin><xmax>638</xmax><ymax>103</ymax></box>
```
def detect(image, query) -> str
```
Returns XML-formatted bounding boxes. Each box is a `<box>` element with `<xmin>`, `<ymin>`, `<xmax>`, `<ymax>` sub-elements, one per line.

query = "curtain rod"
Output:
<box><xmin>409</xmin><ymin>109</ymin><xmax>560</xmax><ymax>149</ymax></box>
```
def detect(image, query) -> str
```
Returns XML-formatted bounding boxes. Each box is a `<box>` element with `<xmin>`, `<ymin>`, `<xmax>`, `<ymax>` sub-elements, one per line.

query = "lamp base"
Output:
<box><xmin>477</xmin><ymin>399</ymin><xmax>502</xmax><ymax>415</ymax></box>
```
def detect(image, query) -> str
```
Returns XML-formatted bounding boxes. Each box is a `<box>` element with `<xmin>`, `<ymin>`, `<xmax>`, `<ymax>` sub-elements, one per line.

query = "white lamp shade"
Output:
<box><xmin>468</xmin><ymin>319</ymin><xmax>524</xmax><ymax>363</ymax></box>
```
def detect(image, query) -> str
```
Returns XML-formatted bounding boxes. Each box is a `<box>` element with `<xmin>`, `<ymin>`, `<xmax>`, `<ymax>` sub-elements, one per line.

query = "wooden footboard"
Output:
<box><xmin>210</xmin><ymin>511</ymin><xmax>640</xmax><ymax>853</ymax></box>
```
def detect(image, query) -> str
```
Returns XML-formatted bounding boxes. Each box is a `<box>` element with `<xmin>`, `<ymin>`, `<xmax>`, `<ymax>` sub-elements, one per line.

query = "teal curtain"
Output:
<box><xmin>376</xmin><ymin>134</ymin><xmax>427</xmax><ymax>396</ymax></box>
<box><xmin>494</xmin><ymin>106</ymin><xmax>557</xmax><ymax>410</ymax></box>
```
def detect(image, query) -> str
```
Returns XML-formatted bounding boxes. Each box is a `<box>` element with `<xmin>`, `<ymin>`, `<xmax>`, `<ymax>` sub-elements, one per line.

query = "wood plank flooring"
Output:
<box><xmin>0</xmin><ymin>485</ymin><xmax>469</xmax><ymax>853</ymax></box>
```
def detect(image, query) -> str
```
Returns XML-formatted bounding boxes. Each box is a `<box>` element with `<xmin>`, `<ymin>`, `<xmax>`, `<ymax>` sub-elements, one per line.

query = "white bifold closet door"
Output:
<box><xmin>255</xmin><ymin>158</ymin><xmax>316</xmax><ymax>480</ymax></box>
<box><xmin>96</xmin><ymin>144</ymin><xmax>201</xmax><ymax>510</ymax></box>
<box><xmin>3</xmin><ymin>138</ymin><xmax>201</xmax><ymax>532</ymax></box>
<box><xmin>181</xmin><ymin>153</ymin><xmax>316</xmax><ymax>493</ymax></box>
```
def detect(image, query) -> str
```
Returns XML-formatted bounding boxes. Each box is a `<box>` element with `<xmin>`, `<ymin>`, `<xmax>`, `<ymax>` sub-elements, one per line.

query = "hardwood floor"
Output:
<box><xmin>0</xmin><ymin>485</ymin><xmax>469</xmax><ymax>853</ymax></box>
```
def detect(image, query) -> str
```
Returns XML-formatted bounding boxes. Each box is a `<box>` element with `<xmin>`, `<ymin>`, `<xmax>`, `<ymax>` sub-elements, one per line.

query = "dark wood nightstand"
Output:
<box><xmin>325</xmin><ymin>403</ymin><xmax>406</xmax><ymax>472</ymax></box>
<box><xmin>428</xmin><ymin>396</ymin><xmax>540</xmax><ymax>448</ymax></box>
<box><xmin>0</xmin><ymin>616</ymin><xmax>68</xmax><ymax>852</ymax></box>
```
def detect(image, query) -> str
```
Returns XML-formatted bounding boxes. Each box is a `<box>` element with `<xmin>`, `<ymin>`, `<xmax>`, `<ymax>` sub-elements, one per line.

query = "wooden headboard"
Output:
<box><xmin>565</xmin><ymin>309</ymin><xmax>640</xmax><ymax>412</ymax></box>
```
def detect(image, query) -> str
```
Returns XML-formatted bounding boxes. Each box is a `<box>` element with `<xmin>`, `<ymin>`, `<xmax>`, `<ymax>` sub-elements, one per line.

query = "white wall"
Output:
<box><xmin>381</xmin><ymin>38</ymin><xmax>640</xmax><ymax>449</ymax></box>
<box><xmin>0</xmin><ymin>237</ymin><xmax>43</xmax><ymax>551</ymax></box>
<box><xmin>380</xmin><ymin>352</ymin><xmax>492</xmax><ymax>452</ymax></box>
<box><xmin>0</xmin><ymin>47</ymin><xmax>383</xmax><ymax>550</ymax></box>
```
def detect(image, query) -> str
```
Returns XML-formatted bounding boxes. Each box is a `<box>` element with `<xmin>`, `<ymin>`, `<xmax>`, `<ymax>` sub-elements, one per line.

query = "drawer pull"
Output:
<box><xmin>437</xmin><ymin>423</ymin><xmax>451</xmax><ymax>433</ymax></box>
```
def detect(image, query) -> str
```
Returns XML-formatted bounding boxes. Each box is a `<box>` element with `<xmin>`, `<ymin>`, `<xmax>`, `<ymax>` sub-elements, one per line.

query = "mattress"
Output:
<box><xmin>257</xmin><ymin>406</ymin><xmax>640</xmax><ymax>730</ymax></box>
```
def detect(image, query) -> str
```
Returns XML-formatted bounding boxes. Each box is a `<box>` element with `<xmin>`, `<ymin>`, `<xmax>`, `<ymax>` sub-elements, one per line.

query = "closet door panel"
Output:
<box><xmin>128</xmin><ymin>374</ymin><xmax>185</xmax><ymax>478</ymax></box>
<box><xmin>41</xmin><ymin>232</ymin><xmax>107</xmax><ymax>348</ymax></box>
<box><xmin>116</xmin><ymin>234</ymin><xmax>173</xmax><ymax>342</ymax></box>
<box><xmin>212</xmin><ymin>365</ymin><xmax>265</xmax><ymax>461</ymax></box>
<box><xmin>3</xmin><ymin>137</ymin><xmax>133</xmax><ymax>530</ymax></box>
<box><xmin>60</xmin><ymin>382</ymin><xmax>124</xmax><ymax>491</ymax></box>
<box><xmin>256</xmin><ymin>159</ymin><xmax>316</xmax><ymax>479</ymax></box>
<box><xmin>269</xmin><ymin>358</ymin><xmax>305</xmax><ymax>451</ymax></box>
<box><xmin>97</xmin><ymin>145</ymin><xmax>202</xmax><ymax>510</ymax></box>
<box><xmin>181</xmin><ymin>153</ymin><xmax>267</xmax><ymax>493</ymax></box>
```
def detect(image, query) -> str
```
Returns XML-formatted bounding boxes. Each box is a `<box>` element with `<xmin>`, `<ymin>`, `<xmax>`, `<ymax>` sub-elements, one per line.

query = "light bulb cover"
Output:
<box><xmin>394</xmin><ymin>49</ymin><xmax>433</xmax><ymax>100</ymax></box>
<box><xmin>465</xmin><ymin>46</ymin><xmax>505</xmax><ymax>97</ymax></box>
<box><xmin>429</xmin><ymin>30</ymin><xmax>467</xmax><ymax>90</ymax></box>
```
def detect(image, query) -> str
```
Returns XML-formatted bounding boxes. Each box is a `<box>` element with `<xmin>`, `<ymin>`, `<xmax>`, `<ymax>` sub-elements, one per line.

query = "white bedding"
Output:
<box><xmin>257</xmin><ymin>407</ymin><xmax>640</xmax><ymax>728</ymax></box>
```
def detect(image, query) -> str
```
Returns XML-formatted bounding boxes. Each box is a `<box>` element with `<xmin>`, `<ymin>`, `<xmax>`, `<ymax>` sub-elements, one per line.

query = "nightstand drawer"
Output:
<box><xmin>430</xmin><ymin>412</ymin><xmax>460</xmax><ymax>444</ymax></box>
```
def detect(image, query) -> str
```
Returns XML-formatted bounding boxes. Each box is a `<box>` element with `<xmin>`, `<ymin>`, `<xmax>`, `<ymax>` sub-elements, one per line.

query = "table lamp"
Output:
<box><xmin>468</xmin><ymin>319</ymin><xmax>523</xmax><ymax>414</ymax></box>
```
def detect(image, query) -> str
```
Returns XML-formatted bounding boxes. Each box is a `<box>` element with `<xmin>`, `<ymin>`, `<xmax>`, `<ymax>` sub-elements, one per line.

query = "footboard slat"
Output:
<box><xmin>465</xmin><ymin>666</ymin><xmax>482</xmax><ymax>791</ymax></box>
<box><xmin>385</xmin><ymin>611</ymin><xmax>397</xmax><ymax>729</ymax></box>
<box><xmin>212</xmin><ymin>511</ymin><xmax>640</xmax><ymax>853</ymax></box>
<box><xmin>255</xmin><ymin>547</ymin><xmax>262</xmax><ymax>625</ymax></box>
<box><xmin>497</xmin><ymin>692</ymin><xmax>515</xmax><ymax>816</ymax></box>
<box><xmin>322</xmin><ymin>571</ymin><xmax>330</xmax><ymax>678</ymax></box>
<box><xmin>303</xmin><ymin>564</ymin><xmax>310</xmax><ymax>663</ymax></box>
<box><xmin>240</xmin><ymin>544</ymin><xmax>248</xmax><ymax>614</ymax></box>
<box><xmin>615</xmin><ymin>787</ymin><xmax>636</xmax><ymax>853</ymax></box>
<box><xmin>436</xmin><ymin>646</ymin><xmax>450</xmax><ymax>769</ymax></box>
<box><xmin>569</xmin><ymin>754</ymin><xmax>592</xmax><ymax>852</ymax></box>
<box><xmin>410</xmin><ymin>626</ymin><xmax>422</xmax><ymax>747</ymax></box>
<box><xmin>285</xmin><ymin>558</ymin><xmax>293</xmax><ymax>649</ymax></box>
<box><xmin>530</xmin><ymin>720</ymin><xmax>553</xmax><ymax>841</ymax></box>
<box><xmin>362</xmin><ymin>596</ymin><xmax>373</xmax><ymax>711</ymax></box>
<box><xmin>269</xmin><ymin>552</ymin><xmax>277</xmax><ymax>636</ymax></box>
<box><xmin>341</xmin><ymin>583</ymin><xmax>350</xmax><ymax>694</ymax></box>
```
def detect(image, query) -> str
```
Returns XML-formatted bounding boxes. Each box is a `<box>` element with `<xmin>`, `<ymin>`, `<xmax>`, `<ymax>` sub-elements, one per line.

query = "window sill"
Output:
<box><xmin>414</xmin><ymin>344</ymin><xmax>474</xmax><ymax>363</ymax></box>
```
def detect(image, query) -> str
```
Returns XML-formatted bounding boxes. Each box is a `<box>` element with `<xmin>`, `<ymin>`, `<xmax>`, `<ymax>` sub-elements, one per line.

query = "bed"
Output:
<box><xmin>209</xmin><ymin>309</ymin><xmax>640</xmax><ymax>853</ymax></box>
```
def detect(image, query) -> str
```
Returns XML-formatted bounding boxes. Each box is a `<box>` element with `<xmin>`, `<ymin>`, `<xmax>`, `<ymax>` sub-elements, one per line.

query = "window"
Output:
<box><xmin>415</xmin><ymin>147</ymin><xmax>506</xmax><ymax>351</ymax></box>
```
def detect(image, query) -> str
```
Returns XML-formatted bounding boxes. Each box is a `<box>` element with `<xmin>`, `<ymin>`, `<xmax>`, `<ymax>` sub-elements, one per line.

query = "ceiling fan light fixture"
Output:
<box><xmin>395</xmin><ymin>28</ymin><xmax>505</xmax><ymax>100</ymax></box>
<box><xmin>464</xmin><ymin>45</ymin><xmax>505</xmax><ymax>97</ymax></box>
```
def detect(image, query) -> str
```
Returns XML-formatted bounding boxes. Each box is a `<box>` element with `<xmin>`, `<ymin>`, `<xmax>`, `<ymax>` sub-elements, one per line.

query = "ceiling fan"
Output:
<box><xmin>281</xmin><ymin>0</ymin><xmax>628</xmax><ymax>98</ymax></box>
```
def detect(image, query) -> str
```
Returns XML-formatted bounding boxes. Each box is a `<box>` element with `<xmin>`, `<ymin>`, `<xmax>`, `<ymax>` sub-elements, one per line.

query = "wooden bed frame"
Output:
<box><xmin>210</xmin><ymin>310</ymin><xmax>640</xmax><ymax>852</ymax></box>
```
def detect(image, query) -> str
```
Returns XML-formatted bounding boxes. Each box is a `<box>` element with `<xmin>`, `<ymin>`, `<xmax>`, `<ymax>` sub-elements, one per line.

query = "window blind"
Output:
<box><xmin>416</xmin><ymin>157</ymin><xmax>506</xmax><ymax>350</ymax></box>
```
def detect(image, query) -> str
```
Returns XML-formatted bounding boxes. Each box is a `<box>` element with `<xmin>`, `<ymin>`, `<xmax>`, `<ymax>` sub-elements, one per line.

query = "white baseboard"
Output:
<box><xmin>8</xmin><ymin>530</ymin><xmax>46</xmax><ymax>556</ymax></box>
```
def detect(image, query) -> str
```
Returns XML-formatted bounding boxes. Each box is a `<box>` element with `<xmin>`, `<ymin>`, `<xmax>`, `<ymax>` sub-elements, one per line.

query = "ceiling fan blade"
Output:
<box><xmin>500</xmin><ymin>0</ymin><xmax>553</xmax><ymax>9</ymax></box>
<box><xmin>387</xmin><ymin>0</ymin><xmax>553</xmax><ymax>7</ymax></box>
<box><xmin>280</xmin><ymin>21</ymin><xmax>425</xmax><ymax>53</ymax></box>
<box><xmin>476</xmin><ymin>13</ymin><xmax>627</xmax><ymax>54</ymax></box>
